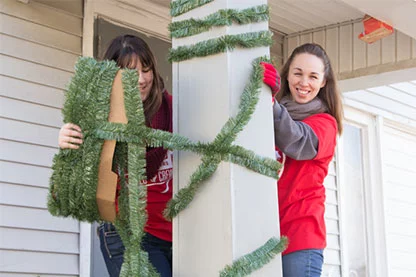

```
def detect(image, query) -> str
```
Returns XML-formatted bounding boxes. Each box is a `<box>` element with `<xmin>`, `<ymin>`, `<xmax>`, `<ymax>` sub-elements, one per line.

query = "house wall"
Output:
<box><xmin>382</xmin><ymin>122</ymin><xmax>416</xmax><ymax>277</ymax></box>
<box><xmin>0</xmin><ymin>0</ymin><xmax>83</xmax><ymax>276</ymax></box>
<box><xmin>284</xmin><ymin>21</ymin><xmax>416</xmax><ymax>80</ymax></box>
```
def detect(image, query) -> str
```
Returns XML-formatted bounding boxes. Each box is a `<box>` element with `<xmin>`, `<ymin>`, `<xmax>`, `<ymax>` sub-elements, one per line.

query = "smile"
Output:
<box><xmin>297</xmin><ymin>88</ymin><xmax>310</xmax><ymax>95</ymax></box>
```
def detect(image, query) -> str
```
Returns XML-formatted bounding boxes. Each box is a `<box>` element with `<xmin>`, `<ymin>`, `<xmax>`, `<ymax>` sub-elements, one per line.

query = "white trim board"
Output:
<box><xmin>339</xmin><ymin>106</ymin><xmax>390</xmax><ymax>277</ymax></box>
<box><xmin>339</xmin><ymin>67</ymin><xmax>416</xmax><ymax>92</ymax></box>
<box><xmin>82</xmin><ymin>0</ymin><xmax>170</xmax><ymax>57</ymax></box>
<box><xmin>80</xmin><ymin>1</ymin><xmax>171</xmax><ymax>276</ymax></box>
<box><xmin>343</xmin><ymin>98</ymin><xmax>416</xmax><ymax>129</ymax></box>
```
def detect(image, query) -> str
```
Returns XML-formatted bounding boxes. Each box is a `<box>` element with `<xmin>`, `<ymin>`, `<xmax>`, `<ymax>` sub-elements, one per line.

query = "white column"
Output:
<box><xmin>172</xmin><ymin>1</ymin><xmax>282</xmax><ymax>276</ymax></box>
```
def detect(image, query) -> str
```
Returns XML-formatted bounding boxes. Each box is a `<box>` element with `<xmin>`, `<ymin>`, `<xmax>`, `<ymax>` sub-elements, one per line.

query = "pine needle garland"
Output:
<box><xmin>219</xmin><ymin>237</ymin><xmax>288</xmax><ymax>277</ymax></box>
<box><xmin>169</xmin><ymin>5</ymin><xmax>269</xmax><ymax>38</ymax></box>
<box><xmin>168</xmin><ymin>30</ymin><xmax>273</xmax><ymax>62</ymax></box>
<box><xmin>163</xmin><ymin>57</ymin><xmax>279</xmax><ymax>220</ymax></box>
<box><xmin>171</xmin><ymin>0</ymin><xmax>214</xmax><ymax>17</ymax></box>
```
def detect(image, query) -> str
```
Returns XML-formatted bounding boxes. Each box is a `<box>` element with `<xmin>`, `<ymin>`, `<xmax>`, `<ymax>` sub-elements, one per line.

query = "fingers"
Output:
<box><xmin>58</xmin><ymin>123</ymin><xmax>83</xmax><ymax>149</ymax></box>
<box><xmin>59</xmin><ymin>141</ymin><xmax>81</xmax><ymax>149</ymax></box>
<box><xmin>63</xmin><ymin>123</ymin><xmax>82</xmax><ymax>135</ymax></box>
<box><xmin>263</xmin><ymin>71</ymin><xmax>277</xmax><ymax>80</ymax></box>
<box><xmin>260</xmin><ymin>62</ymin><xmax>277</xmax><ymax>74</ymax></box>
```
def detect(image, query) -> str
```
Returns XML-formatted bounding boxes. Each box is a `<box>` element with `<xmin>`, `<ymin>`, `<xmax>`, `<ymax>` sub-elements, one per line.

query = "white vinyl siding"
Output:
<box><xmin>0</xmin><ymin>0</ymin><xmax>82</xmax><ymax>275</ymax></box>
<box><xmin>383</xmin><ymin>125</ymin><xmax>416</xmax><ymax>277</ymax></box>
<box><xmin>323</xmin><ymin>159</ymin><xmax>342</xmax><ymax>276</ymax></box>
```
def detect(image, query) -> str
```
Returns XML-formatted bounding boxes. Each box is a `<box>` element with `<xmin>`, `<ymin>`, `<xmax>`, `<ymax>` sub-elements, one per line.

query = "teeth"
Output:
<box><xmin>297</xmin><ymin>88</ymin><xmax>309</xmax><ymax>95</ymax></box>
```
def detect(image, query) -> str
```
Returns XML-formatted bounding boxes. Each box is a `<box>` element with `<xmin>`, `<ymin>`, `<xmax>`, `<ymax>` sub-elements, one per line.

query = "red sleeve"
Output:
<box><xmin>146</xmin><ymin>91</ymin><xmax>172</xmax><ymax>179</ymax></box>
<box><xmin>303</xmin><ymin>113</ymin><xmax>337</xmax><ymax>160</ymax></box>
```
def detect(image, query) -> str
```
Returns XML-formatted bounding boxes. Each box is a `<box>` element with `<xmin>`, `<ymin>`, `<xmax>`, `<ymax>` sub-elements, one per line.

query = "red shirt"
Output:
<box><xmin>143</xmin><ymin>150</ymin><xmax>173</xmax><ymax>241</ymax></box>
<box><xmin>276</xmin><ymin>113</ymin><xmax>337</xmax><ymax>255</ymax></box>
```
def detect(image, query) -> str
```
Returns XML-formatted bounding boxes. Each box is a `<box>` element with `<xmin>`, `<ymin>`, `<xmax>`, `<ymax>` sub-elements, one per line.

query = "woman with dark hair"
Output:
<box><xmin>58</xmin><ymin>34</ymin><xmax>173</xmax><ymax>277</ymax></box>
<box><xmin>262</xmin><ymin>43</ymin><xmax>343</xmax><ymax>276</ymax></box>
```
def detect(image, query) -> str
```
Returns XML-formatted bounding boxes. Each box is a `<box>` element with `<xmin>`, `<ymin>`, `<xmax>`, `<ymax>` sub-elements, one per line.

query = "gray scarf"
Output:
<box><xmin>280</xmin><ymin>95</ymin><xmax>328</xmax><ymax>121</ymax></box>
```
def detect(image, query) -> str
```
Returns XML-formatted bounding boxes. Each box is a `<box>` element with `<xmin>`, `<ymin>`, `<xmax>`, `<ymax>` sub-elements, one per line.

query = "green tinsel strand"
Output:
<box><xmin>225</xmin><ymin>149</ymin><xmax>280</xmax><ymax>179</ymax></box>
<box><xmin>168</xmin><ymin>30</ymin><xmax>273</xmax><ymax>62</ymax></box>
<box><xmin>212</xmin><ymin>58</ymin><xmax>265</xmax><ymax>147</ymax></box>
<box><xmin>228</xmin><ymin>145</ymin><xmax>280</xmax><ymax>172</ymax></box>
<box><xmin>163</xmin><ymin>57</ymin><xmax>278</xmax><ymax>219</ymax></box>
<box><xmin>164</xmin><ymin>156</ymin><xmax>220</xmax><ymax>220</ymax></box>
<box><xmin>226</xmin><ymin>155</ymin><xmax>278</xmax><ymax>180</ymax></box>
<box><xmin>95</xmin><ymin>124</ymin><xmax>198</xmax><ymax>153</ymax></box>
<box><xmin>170</xmin><ymin>5</ymin><xmax>269</xmax><ymax>38</ymax></box>
<box><xmin>121</xmin><ymin>70</ymin><xmax>159</xmax><ymax>277</ymax></box>
<box><xmin>114</xmin><ymin>155</ymin><xmax>132</xmax><ymax>277</ymax></box>
<box><xmin>126</xmin><ymin>144</ymin><xmax>146</xmax><ymax>276</ymax></box>
<box><xmin>219</xmin><ymin>236</ymin><xmax>288</xmax><ymax>277</ymax></box>
<box><xmin>170</xmin><ymin>0</ymin><xmax>214</xmax><ymax>17</ymax></box>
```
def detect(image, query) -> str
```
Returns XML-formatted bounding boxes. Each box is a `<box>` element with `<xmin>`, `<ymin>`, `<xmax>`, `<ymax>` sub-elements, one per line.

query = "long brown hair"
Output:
<box><xmin>277</xmin><ymin>43</ymin><xmax>343</xmax><ymax>134</ymax></box>
<box><xmin>103</xmin><ymin>34</ymin><xmax>162</xmax><ymax>124</ymax></box>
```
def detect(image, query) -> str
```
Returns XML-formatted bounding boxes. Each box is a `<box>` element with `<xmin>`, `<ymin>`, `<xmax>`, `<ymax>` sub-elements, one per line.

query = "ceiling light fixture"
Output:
<box><xmin>358</xmin><ymin>15</ymin><xmax>394</xmax><ymax>44</ymax></box>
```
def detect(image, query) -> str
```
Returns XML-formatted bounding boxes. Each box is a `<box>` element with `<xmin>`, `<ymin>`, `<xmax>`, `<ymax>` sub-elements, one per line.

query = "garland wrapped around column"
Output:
<box><xmin>169</xmin><ymin>0</ymin><xmax>288</xmax><ymax>275</ymax></box>
<box><xmin>48</xmin><ymin>0</ymin><xmax>287</xmax><ymax>276</ymax></box>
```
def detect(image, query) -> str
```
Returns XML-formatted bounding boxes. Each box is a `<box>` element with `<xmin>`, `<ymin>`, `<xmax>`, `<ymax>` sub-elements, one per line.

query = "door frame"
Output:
<box><xmin>337</xmin><ymin>105</ymin><xmax>389</xmax><ymax>277</ymax></box>
<box><xmin>80</xmin><ymin>1</ymin><xmax>171</xmax><ymax>276</ymax></box>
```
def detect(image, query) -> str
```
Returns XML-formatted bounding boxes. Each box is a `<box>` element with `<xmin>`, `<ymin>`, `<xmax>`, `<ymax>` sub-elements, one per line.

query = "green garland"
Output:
<box><xmin>48</xmin><ymin>58</ymin><xmax>118</xmax><ymax>221</ymax></box>
<box><xmin>116</xmin><ymin>71</ymin><xmax>158</xmax><ymax>277</ymax></box>
<box><xmin>169</xmin><ymin>5</ymin><xmax>269</xmax><ymax>38</ymax></box>
<box><xmin>168</xmin><ymin>30</ymin><xmax>273</xmax><ymax>62</ymax></box>
<box><xmin>163</xmin><ymin>57</ymin><xmax>276</xmax><ymax>219</ymax></box>
<box><xmin>220</xmin><ymin>237</ymin><xmax>288</xmax><ymax>277</ymax></box>
<box><xmin>171</xmin><ymin>0</ymin><xmax>214</xmax><ymax>17</ymax></box>
<box><xmin>169</xmin><ymin>1</ymin><xmax>287</xmax><ymax>276</ymax></box>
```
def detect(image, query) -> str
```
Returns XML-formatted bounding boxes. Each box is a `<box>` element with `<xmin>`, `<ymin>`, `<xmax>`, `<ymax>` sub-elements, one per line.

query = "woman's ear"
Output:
<box><xmin>320</xmin><ymin>78</ymin><xmax>327</xmax><ymax>88</ymax></box>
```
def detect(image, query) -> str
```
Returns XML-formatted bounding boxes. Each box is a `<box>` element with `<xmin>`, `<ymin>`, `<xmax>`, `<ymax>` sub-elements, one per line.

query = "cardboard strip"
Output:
<box><xmin>97</xmin><ymin>70</ymin><xmax>128</xmax><ymax>222</ymax></box>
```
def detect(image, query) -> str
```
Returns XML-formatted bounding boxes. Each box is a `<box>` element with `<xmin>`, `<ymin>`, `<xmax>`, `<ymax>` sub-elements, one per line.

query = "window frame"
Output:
<box><xmin>337</xmin><ymin>105</ymin><xmax>389</xmax><ymax>277</ymax></box>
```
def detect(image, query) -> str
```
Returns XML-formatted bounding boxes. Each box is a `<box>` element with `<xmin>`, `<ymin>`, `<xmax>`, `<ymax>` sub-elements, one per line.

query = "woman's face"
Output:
<box><xmin>287</xmin><ymin>53</ymin><xmax>326</xmax><ymax>104</ymax></box>
<box><xmin>135</xmin><ymin>60</ymin><xmax>154</xmax><ymax>101</ymax></box>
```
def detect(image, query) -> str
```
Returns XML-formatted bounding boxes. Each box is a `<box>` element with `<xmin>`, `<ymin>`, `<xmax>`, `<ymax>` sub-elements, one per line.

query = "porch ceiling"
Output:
<box><xmin>141</xmin><ymin>0</ymin><xmax>415</xmax><ymax>39</ymax></box>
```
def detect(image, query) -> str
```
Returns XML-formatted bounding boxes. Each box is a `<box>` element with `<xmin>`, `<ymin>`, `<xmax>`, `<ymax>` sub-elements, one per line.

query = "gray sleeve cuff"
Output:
<box><xmin>273</xmin><ymin>102</ymin><xmax>319</xmax><ymax>160</ymax></box>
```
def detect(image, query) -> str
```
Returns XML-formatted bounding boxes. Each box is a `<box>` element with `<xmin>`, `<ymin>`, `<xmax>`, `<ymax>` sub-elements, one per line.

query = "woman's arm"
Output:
<box><xmin>273</xmin><ymin>103</ymin><xmax>318</xmax><ymax>160</ymax></box>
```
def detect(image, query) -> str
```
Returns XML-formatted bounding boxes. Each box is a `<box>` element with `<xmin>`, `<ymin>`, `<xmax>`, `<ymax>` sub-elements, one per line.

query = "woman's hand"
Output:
<box><xmin>58</xmin><ymin>123</ymin><xmax>83</xmax><ymax>149</ymax></box>
<box><xmin>260</xmin><ymin>61</ymin><xmax>281</xmax><ymax>98</ymax></box>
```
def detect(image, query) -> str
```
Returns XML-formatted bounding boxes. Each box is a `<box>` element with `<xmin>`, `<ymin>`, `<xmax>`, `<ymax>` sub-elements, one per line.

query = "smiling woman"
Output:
<box><xmin>268</xmin><ymin>43</ymin><xmax>344</xmax><ymax>277</ymax></box>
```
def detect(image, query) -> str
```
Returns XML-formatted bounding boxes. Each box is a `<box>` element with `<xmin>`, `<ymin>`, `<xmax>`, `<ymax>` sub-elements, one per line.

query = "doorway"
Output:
<box><xmin>90</xmin><ymin>17</ymin><xmax>172</xmax><ymax>277</ymax></box>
